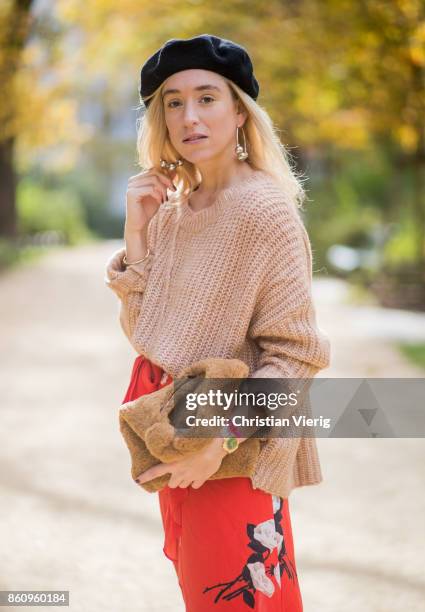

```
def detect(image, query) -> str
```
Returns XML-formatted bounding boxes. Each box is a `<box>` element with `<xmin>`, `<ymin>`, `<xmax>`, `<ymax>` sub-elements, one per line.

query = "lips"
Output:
<box><xmin>183</xmin><ymin>135</ymin><xmax>208</xmax><ymax>143</ymax></box>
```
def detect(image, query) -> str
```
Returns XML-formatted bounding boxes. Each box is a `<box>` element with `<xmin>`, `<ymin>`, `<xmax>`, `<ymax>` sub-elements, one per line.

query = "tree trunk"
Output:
<box><xmin>412</xmin><ymin>159</ymin><xmax>425</xmax><ymax>268</ymax></box>
<box><xmin>0</xmin><ymin>0</ymin><xmax>34</xmax><ymax>238</ymax></box>
<box><xmin>0</xmin><ymin>137</ymin><xmax>17</xmax><ymax>238</ymax></box>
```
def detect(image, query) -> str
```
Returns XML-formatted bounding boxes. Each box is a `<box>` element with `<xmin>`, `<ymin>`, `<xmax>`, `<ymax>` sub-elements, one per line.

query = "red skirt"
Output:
<box><xmin>122</xmin><ymin>355</ymin><xmax>304</xmax><ymax>611</ymax></box>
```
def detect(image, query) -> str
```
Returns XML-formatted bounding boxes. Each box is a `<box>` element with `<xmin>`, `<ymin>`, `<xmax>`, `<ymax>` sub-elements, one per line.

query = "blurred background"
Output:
<box><xmin>0</xmin><ymin>1</ymin><xmax>424</xmax><ymax>611</ymax></box>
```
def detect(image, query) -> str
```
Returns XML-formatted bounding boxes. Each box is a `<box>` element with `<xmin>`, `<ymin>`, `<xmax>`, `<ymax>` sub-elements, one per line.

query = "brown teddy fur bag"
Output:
<box><xmin>119</xmin><ymin>357</ymin><xmax>262</xmax><ymax>492</ymax></box>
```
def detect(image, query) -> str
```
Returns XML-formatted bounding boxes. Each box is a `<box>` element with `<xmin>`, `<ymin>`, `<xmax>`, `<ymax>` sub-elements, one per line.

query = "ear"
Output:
<box><xmin>234</xmin><ymin>99</ymin><xmax>248</xmax><ymax>128</ymax></box>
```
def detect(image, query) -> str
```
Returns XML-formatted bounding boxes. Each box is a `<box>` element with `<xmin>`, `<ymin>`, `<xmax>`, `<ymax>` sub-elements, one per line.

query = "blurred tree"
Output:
<box><xmin>337</xmin><ymin>0</ymin><xmax>425</xmax><ymax>265</ymax></box>
<box><xmin>2</xmin><ymin>0</ymin><xmax>423</xmax><ymax>270</ymax></box>
<box><xmin>0</xmin><ymin>0</ymin><xmax>91</xmax><ymax>239</ymax></box>
<box><xmin>0</xmin><ymin>0</ymin><xmax>34</xmax><ymax>238</ymax></box>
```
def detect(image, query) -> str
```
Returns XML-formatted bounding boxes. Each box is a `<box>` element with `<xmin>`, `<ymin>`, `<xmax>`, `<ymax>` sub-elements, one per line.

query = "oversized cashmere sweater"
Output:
<box><xmin>104</xmin><ymin>169</ymin><xmax>331</xmax><ymax>498</ymax></box>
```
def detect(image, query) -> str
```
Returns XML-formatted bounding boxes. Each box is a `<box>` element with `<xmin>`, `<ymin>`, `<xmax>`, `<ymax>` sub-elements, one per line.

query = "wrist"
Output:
<box><xmin>207</xmin><ymin>437</ymin><xmax>228</xmax><ymax>459</ymax></box>
<box><xmin>124</xmin><ymin>227</ymin><xmax>149</xmax><ymax>264</ymax></box>
<box><xmin>124</xmin><ymin>225</ymin><xmax>148</xmax><ymax>239</ymax></box>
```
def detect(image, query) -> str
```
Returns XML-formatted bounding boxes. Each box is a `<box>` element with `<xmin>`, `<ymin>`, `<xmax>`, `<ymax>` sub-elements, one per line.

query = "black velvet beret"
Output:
<box><xmin>139</xmin><ymin>33</ymin><xmax>259</xmax><ymax>107</ymax></box>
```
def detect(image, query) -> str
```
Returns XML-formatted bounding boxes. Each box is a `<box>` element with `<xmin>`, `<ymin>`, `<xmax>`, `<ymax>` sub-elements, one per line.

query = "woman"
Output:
<box><xmin>105</xmin><ymin>34</ymin><xmax>330</xmax><ymax>611</ymax></box>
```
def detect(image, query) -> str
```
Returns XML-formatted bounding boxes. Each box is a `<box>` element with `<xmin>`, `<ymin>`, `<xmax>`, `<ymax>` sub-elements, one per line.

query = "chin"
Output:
<box><xmin>184</xmin><ymin>150</ymin><xmax>217</xmax><ymax>164</ymax></box>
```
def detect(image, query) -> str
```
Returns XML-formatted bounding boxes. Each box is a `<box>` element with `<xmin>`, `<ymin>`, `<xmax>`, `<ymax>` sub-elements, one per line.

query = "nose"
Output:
<box><xmin>182</xmin><ymin>99</ymin><xmax>200</xmax><ymax>125</ymax></box>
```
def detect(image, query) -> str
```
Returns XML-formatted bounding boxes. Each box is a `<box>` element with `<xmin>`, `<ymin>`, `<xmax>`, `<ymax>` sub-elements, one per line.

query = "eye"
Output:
<box><xmin>166</xmin><ymin>95</ymin><xmax>215</xmax><ymax>109</ymax></box>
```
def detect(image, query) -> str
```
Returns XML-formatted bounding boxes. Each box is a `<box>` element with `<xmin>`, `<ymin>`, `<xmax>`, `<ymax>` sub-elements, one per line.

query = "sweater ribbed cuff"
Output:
<box><xmin>104</xmin><ymin>247</ymin><xmax>154</xmax><ymax>297</ymax></box>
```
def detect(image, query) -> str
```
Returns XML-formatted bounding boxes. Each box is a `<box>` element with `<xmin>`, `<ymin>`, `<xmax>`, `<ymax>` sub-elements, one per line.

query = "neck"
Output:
<box><xmin>194</xmin><ymin>160</ymin><xmax>253</xmax><ymax>197</ymax></box>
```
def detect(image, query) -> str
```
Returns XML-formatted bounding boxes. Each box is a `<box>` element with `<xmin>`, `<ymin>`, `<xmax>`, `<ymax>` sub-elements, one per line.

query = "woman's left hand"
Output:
<box><xmin>135</xmin><ymin>438</ymin><xmax>227</xmax><ymax>489</ymax></box>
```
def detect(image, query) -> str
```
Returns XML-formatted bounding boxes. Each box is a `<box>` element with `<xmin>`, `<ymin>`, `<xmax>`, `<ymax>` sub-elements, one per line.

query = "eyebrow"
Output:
<box><xmin>162</xmin><ymin>84</ymin><xmax>222</xmax><ymax>99</ymax></box>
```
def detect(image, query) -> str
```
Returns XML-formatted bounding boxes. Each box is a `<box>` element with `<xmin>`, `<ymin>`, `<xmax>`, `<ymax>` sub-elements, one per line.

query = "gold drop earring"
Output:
<box><xmin>235</xmin><ymin>126</ymin><xmax>248</xmax><ymax>161</ymax></box>
<box><xmin>160</xmin><ymin>158</ymin><xmax>183</xmax><ymax>171</ymax></box>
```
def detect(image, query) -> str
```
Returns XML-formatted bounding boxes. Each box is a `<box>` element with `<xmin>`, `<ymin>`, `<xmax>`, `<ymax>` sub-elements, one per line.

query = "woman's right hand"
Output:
<box><xmin>125</xmin><ymin>167</ymin><xmax>177</xmax><ymax>232</ymax></box>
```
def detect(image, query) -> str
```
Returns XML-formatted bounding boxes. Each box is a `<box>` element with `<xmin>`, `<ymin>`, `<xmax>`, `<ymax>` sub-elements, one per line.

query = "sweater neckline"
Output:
<box><xmin>175</xmin><ymin>170</ymin><xmax>267</xmax><ymax>233</ymax></box>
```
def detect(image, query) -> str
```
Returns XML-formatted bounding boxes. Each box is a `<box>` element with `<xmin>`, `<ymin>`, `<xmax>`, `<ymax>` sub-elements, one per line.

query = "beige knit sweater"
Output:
<box><xmin>104</xmin><ymin>169</ymin><xmax>331</xmax><ymax>498</ymax></box>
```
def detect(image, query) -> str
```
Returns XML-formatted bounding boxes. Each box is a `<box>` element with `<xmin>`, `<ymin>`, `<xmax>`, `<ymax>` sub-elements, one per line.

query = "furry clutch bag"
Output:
<box><xmin>119</xmin><ymin>357</ymin><xmax>262</xmax><ymax>492</ymax></box>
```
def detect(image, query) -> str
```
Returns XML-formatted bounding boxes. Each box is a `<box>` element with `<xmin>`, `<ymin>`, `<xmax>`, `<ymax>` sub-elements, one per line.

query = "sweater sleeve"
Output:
<box><xmin>104</xmin><ymin>213</ymin><xmax>159</xmax><ymax>341</ymax></box>
<box><xmin>240</xmin><ymin>199</ymin><xmax>330</xmax><ymax>443</ymax></box>
<box><xmin>248</xmin><ymin>200</ymin><xmax>331</xmax><ymax>381</ymax></box>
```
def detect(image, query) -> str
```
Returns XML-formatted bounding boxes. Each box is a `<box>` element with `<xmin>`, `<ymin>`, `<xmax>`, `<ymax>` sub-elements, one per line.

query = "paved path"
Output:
<box><xmin>0</xmin><ymin>241</ymin><xmax>424</xmax><ymax>611</ymax></box>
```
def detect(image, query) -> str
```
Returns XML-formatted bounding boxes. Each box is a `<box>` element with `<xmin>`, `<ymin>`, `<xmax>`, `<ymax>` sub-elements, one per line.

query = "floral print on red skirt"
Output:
<box><xmin>122</xmin><ymin>354</ymin><xmax>304</xmax><ymax>611</ymax></box>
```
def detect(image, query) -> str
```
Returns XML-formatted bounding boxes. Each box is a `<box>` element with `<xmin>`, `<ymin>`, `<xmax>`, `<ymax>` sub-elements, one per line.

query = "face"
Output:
<box><xmin>161</xmin><ymin>69</ymin><xmax>246</xmax><ymax>167</ymax></box>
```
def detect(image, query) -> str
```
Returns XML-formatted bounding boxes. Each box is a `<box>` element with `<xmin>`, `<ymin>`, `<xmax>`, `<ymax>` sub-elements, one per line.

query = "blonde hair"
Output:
<box><xmin>136</xmin><ymin>76</ymin><xmax>307</xmax><ymax>212</ymax></box>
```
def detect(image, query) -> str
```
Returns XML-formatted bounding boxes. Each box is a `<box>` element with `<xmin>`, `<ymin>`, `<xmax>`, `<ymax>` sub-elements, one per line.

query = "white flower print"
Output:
<box><xmin>274</xmin><ymin>562</ymin><xmax>281</xmax><ymax>588</ymax></box>
<box><xmin>203</xmin><ymin>497</ymin><xmax>298</xmax><ymax>608</ymax></box>
<box><xmin>254</xmin><ymin>518</ymin><xmax>283</xmax><ymax>552</ymax></box>
<box><xmin>272</xmin><ymin>494</ymin><xmax>281</xmax><ymax>513</ymax></box>
<box><xmin>247</xmin><ymin>562</ymin><xmax>275</xmax><ymax>597</ymax></box>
